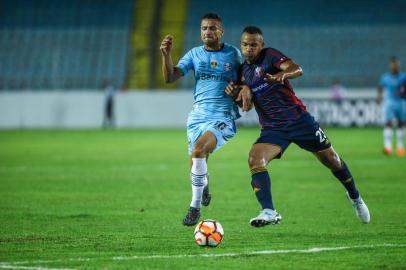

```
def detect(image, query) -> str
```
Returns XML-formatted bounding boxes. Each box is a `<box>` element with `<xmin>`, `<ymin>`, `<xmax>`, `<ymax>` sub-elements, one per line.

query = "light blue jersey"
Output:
<box><xmin>176</xmin><ymin>43</ymin><xmax>242</xmax><ymax>154</ymax></box>
<box><xmin>177</xmin><ymin>43</ymin><xmax>242</xmax><ymax>119</ymax></box>
<box><xmin>380</xmin><ymin>72</ymin><xmax>406</xmax><ymax>122</ymax></box>
<box><xmin>380</xmin><ymin>72</ymin><xmax>406</xmax><ymax>104</ymax></box>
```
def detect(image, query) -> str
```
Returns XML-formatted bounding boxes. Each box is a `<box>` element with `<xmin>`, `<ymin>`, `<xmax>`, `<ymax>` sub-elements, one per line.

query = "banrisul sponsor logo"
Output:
<box><xmin>197</xmin><ymin>72</ymin><xmax>230</xmax><ymax>81</ymax></box>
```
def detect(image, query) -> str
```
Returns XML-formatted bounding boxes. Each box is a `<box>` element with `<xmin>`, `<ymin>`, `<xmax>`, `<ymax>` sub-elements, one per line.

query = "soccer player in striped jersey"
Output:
<box><xmin>160</xmin><ymin>13</ymin><xmax>247</xmax><ymax>226</ymax></box>
<box><xmin>226</xmin><ymin>26</ymin><xmax>370</xmax><ymax>227</ymax></box>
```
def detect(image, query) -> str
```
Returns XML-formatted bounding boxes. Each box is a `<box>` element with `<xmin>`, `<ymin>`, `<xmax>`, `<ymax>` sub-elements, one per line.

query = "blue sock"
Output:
<box><xmin>332</xmin><ymin>160</ymin><xmax>360</xmax><ymax>199</ymax></box>
<box><xmin>251</xmin><ymin>167</ymin><xmax>274</xmax><ymax>210</ymax></box>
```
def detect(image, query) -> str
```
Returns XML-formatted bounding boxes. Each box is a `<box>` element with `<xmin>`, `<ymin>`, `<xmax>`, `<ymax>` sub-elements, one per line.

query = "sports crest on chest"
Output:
<box><xmin>208</xmin><ymin>59</ymin><xmax>233</xmax><ymax>71</ymax></box>
<box><xmin>254</xmin><ymin>65</ymin><xmax>265</xmax><ymax>77</ymax></box>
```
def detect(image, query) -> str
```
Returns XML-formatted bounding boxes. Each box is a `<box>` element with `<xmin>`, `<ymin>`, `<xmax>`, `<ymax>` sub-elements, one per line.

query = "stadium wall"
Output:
<box><xmin>0</xmin><ymin>90</ymin><xmax>382</xmax><ymax>129</ymax></box>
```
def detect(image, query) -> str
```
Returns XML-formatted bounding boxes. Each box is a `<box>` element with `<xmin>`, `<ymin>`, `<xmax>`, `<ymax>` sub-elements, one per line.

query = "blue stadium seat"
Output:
<box><xmin>0</xmin><ymin>0</ymin><xmax>134</xmax><ymax>89</ymax></box>
<box><xmin>182</xmin><ymin>0</ymin><xmax>406</xmax><ymax>88</ymax></box>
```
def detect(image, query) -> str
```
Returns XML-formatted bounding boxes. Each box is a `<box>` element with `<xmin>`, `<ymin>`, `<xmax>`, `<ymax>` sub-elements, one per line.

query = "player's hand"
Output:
<box><xmin>236</xmin><ymin>85</ymin><xmax>253</xmax><ymax>112</ymax></box>
<box><xmin>264</xmin><ymin>72</ymin><xmax>286</xmax><ymax>84</ymax></box>
<box><xmin>160</xmin><ymin>35</ymin><xmax>173</xmax><ymax>56</ymax></box>
<box><xmin>225</xmin><ymin>82</ymin><xmax>240</xmax><ymax>98</ymax></box>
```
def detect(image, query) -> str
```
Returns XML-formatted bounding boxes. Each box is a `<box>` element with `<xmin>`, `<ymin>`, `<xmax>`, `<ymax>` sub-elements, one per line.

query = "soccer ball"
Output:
<box><xmin>194</xmin><ymin>219</ymin><xmax>224</xmax><ymax>247</ymax></box>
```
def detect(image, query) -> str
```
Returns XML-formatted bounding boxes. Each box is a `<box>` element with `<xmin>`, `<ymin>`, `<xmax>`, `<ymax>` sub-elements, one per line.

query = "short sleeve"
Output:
<box><xmin>176</xmin><ymin>50</ymin><xmax>194</xmax><ymax>76</ymax></box>
<box><xmin>266</xmin><ymin>48</ymin><xmax>290</xmax><ymax>69</ymax></box>
<box><xmin>236</xmin><ymin>48</ymin><xmax>243</xmax><ymax>65</ymax></box>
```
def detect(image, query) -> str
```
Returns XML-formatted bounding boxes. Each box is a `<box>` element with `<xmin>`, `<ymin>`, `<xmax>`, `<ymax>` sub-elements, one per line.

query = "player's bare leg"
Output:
<box><xmin>248</xmin><ymin>143</ymin><xmax>282</xmax><ymax>227</ymax></box>
<box><xmin>314</xmin><ymin>146</ymin><xmax>370</xmax><ymax>223</ymax></box>
<box><xmin>183</xmin><ymin>131</ymin><xmax>217</xmax><ymax>226</ymax></box>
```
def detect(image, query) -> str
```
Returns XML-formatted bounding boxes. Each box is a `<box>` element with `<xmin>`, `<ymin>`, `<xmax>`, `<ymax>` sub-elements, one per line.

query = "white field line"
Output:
<box><xmin>0</xmin><ymin>264</ymin><xmax>75</xmax><ymax>270</ymax></box>
<box><xmin>1</xmin><ymin>243</ymin><xmax>405</xmax><ymax>267</ymax></box>
<box><xmin>113</xmin><ymin>243</ymin><xmax>406</xmax><ymax>260</ymax></box>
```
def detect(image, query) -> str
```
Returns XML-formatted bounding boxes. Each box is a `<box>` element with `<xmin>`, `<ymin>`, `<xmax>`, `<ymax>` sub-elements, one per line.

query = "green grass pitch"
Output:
<box><xmin>0</xmin><ymin>128</ymin><xmax>405</xmax><ymax>269</ymax></box>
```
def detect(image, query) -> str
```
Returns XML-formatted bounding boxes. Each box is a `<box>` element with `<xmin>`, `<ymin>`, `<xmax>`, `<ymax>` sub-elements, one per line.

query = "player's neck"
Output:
<box><xmin>204</xmin><ymin>43</ymin><xmax>223</xmax><ymax>51</ymax></box>
<box><xmin>246</xmin><ymin>55</ymin><xmax>259</xmax><ymax>65</ymax></box>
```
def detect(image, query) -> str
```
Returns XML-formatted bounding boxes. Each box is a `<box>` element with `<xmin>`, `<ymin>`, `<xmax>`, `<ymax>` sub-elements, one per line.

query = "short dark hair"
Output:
<box><xmin>242</xmin><ymin>26</ymin><xmax>263</xmax><ymax>35</ymax></box>
<box><xmin>201</xmin><ymin>13</ymin><xmax>222</xmax><ymax>23</ymax></box>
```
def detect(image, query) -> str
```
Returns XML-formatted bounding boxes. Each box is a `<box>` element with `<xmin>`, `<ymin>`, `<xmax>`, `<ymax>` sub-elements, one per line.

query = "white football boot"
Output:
<box><xmin>250</xmin><ymin>208</ymin><xmax>282</xmax><ymax>227</ymax></box>
<box><xmin>346</xmin><ymin>192</ymin><xmax>370</xmax><ymax>224</ymax></box>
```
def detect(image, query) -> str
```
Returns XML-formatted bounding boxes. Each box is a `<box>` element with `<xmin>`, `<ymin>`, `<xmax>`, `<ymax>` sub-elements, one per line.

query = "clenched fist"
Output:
<box><xmin>160</xmin><ymin>35</ymin><xmax>173</xmax><ymax>56</ymax></box>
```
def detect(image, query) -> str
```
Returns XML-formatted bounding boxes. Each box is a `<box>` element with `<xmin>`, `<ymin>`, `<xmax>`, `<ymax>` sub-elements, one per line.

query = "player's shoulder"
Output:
<box><xmin>265</xmin><ymin>47</ymin><xmax>283</xmax><ymax>55</ymax></box>
<box><xmin>187</xmin><ymin>45</ymin><xmax>205</xmax><ymax>55</ymax></box>
<box><xmin>263</xmin><ymin>47</ymin><xmax>290</xmax><ymax>64</ymax></box>
<box><xmin>182</xmin><ymin>46</ymin><xmax>209</xmax><ymax>60</ymax></box>
<box><xmin>223</xmin><ymin>43</ymin><xmax>240</xmax><ymax>53</ymax></box>
<box><xmin>381</xmin><ymin>72</ymin><xmax>390</xmax><ymax>80</ymax></box>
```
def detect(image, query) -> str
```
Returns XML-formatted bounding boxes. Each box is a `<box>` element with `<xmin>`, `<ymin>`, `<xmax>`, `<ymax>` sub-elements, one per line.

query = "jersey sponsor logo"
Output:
<box><xmin>255</xmin><ymin>65</ymin><xmax>265</xmax><ymax>77</ymax></box>
<box><xmin>199</xmin><ymin>61</ymin><xmax>208</xmax><ymax>68</ymax></box>
<box><xmin>197</xmin><ymin>72</ymin><xmax>230</xmax><ymax>82</ymax></box>
<box><xmin>252</xmin><ymin>82</ymin><xmax>269</xmax><ymax>93</ymax></box>
<box><xmin>224</xmin><ymin>62</ymin><xmax>232</xmax><ymax>71</ymax></box>
<box><xmin>210</xmin><ymin>60</ymin><xmax>218</xmax><ymax>69</ymax></box>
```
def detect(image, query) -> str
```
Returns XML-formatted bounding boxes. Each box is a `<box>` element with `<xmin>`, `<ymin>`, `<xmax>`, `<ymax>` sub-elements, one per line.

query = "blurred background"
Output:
<box><xmin>0</xmin><ymin>0</ymin><xmax>405</xmax><ymax>128</ymax></box>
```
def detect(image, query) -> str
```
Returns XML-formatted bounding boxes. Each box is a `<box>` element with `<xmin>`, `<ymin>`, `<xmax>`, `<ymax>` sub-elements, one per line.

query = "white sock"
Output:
<box><xmin>190</xmin><ymin>158</ymin><xmax>208</xmax><ymax>208</ymax></box>
<box><xmin>397</xmin><ymin>128</ymin><xmax>404</xmax><ymax>149</ymax></box>
<box><xmin>384</xmin><ymin>127</ymin><xmax>393</xmax><ymax>149</ymax></box>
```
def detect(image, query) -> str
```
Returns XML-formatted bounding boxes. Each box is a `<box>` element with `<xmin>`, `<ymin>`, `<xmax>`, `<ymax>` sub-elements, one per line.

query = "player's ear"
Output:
<box><xmin>218</xmin><ymin>22</ymin><xmax>224</xmax><ymax>37</ymax></box>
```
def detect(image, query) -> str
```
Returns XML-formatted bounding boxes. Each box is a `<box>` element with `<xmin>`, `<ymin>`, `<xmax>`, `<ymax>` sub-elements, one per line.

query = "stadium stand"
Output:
<box><xmin>0</xmin><ymin>0</ymin><xmax>134</xmax><ymax>89</ymax></box>
<box><xmin>182</xmin><ymin>0</ymin><xmax>406</xmax><ymax>88</ymax></box>
<box><xmin>127</xmin><ymin>0</ymin><xmax>188</xmax><ymax>89</ymax></box>
<box><xmin>0</xmin><ymin>0</ymin><xmax>405</xmax><ymax>90</ymax></box>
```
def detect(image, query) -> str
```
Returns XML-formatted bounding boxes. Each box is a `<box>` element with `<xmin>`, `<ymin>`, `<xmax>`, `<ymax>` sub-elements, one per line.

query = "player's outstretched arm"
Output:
<box><xmin>160</xmin><ymin>35</ymin><xmax>183</xmax><ymax>83</ymax></box>
<box><xmin>264</xmin><ymin>60</ymin><xmax>303</xmax><ymax>83</ymax></box>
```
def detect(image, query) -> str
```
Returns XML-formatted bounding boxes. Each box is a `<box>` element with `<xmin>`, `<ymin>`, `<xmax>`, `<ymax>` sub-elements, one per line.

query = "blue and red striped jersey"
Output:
<box><xmin>240</xmin><ymin>47</ymin><xmax>307</xmax><ymax>129</ymax></box>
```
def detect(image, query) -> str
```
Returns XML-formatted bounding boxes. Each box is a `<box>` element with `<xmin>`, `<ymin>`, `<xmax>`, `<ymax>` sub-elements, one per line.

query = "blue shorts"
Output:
<box><xmin>383</xmin><ymin>101</ymin><xmax>406</xmax><ymax>123</ymax></box>
<box><xmin>255</xmin><ymin>113</ymin><xmax>331</xmax><ymax>158</ymax></box>
<box><xmin>187</xmin><ymin>110</ymin><xmax>237</xmax><ymax>155</ymax></box>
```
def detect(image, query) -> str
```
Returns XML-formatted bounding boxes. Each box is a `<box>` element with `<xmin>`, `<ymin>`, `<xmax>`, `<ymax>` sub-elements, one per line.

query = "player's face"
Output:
<box><xmin>389</xmin><ymin>60</ymin><xmax>400</xmax><ymax>74</ymax></box>
<box><xmin>240</xmin><ymin>33</ymin><xmax>264</xmax><ymax>63</ymax></box>
<box><xmin>200</xmin><ymin>19</ymin><xmax>223</xmax><ymax>47</ymax></box>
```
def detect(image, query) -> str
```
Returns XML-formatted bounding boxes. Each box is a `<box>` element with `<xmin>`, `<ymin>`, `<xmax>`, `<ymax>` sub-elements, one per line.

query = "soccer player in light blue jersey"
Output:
<box><xmin>378</xmin><ymin>57</ymin><xmax>406</xmax><ymax>157</ymax></box>
<box><xmin>160</xmin><ymin>13</ymin><xmax>247</xmax><ymax>226</ymax></box>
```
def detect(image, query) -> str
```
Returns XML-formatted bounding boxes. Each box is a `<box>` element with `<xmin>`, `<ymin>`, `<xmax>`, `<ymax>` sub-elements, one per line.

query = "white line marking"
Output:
<box><xmin>1</xmin><ymin>243</ymin><xmax>405</xmax><ymax>267</ymax></box>
<box><xmin>0</xmin><ymin>264</ymin><xmax>75</xmax><ymax>270</ymax></box>
<box><xmin>112</xmin><ymin>243</ymin><xmax>406</xmax><ymax>260</ymax></box>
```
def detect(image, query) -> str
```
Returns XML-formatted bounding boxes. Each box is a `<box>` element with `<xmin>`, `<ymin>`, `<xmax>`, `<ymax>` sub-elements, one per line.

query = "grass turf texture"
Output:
<box><xmin>0</xmin><ymin>128</ymin><xmax>405</xmax><ymax>269</ymax></box>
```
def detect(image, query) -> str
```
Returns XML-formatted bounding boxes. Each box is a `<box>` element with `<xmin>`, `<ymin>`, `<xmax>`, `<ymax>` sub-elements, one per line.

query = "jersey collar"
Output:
<box><xmin>203</xmin><ymin>43</ymin><xmax>225</xmax><ymax>52</ymax></box>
